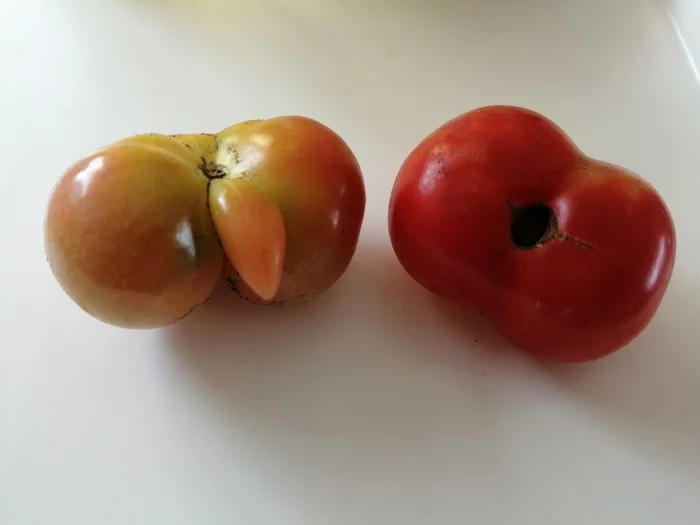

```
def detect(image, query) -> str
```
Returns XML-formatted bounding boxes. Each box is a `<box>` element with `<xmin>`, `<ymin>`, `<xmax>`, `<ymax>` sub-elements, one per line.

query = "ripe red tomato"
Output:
<box><xmin>388</xmin><ymin>105</ymin><xmax>676</xmax><ymax>363</ymax></box>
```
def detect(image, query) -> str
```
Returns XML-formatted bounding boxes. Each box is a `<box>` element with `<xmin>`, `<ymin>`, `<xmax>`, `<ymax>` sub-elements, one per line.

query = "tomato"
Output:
<box><xmin>45</xmin><ymin>116</ymin><xmax>366</xmax><ymax>328</ymax></box>
<box><xmin>388</xmin><ymin>105</ymin><xmax>676</xmax><ymax>362</ymax></box>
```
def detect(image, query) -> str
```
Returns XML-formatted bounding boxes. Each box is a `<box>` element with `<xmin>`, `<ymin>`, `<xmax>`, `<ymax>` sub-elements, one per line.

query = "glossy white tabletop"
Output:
<box><xmin>2</xmin><ymin>0</ymin><xmax>699</xmax><ymax>523</ymax></box>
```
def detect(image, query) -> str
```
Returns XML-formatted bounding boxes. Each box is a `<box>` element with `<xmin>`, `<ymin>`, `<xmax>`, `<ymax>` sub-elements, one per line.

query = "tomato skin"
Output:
<box><xmin>388</xmin><ymin>105</ymin><xmax>676</xmax><ymax>362</ymax></box>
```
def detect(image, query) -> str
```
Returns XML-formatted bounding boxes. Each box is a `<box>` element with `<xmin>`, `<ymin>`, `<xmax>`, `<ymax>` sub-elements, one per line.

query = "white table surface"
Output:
<box><xmin>2</xmin><ymin>0</ymin><xmax>699</xmax><ymax>523</ymax></box>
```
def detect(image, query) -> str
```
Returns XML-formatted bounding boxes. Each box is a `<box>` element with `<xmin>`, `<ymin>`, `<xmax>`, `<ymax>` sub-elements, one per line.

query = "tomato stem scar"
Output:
<box><xmin>509</xmin><ymin>202</ymin><xmax>594</xmax><ymax>250</ymax></box>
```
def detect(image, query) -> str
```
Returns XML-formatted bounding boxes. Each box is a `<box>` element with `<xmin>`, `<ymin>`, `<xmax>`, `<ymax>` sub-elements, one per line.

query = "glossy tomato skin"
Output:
<box><xmin>388</xmin><ymin>105</ymin><xmax>676</xmax><ymax>362</ymax></box>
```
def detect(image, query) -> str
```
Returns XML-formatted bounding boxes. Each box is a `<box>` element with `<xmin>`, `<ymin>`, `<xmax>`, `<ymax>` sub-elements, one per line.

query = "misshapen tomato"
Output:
<box><xmin>388</xmin><ymin>105</ymin><xmax>676</xmax><ymax>362</ymax></box>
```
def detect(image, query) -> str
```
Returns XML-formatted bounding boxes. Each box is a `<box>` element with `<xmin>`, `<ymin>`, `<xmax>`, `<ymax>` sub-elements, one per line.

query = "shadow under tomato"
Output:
<box><xmin>540</xmin><ymin>274</ymin><xmax>700</xmax><ymax>482</ymax></box>
<box><xmin>161</xmin><ymin>236</ymin><xmax>539</xmax><ymax>452</ymax></box>
<box><xmin>161</xmin><ymin>241</ymin><xmax>511</xmax><ymax>522</ymax></box>
<box><xmin>164</xmin><ymin>239</ymin><xmax>512</xmax><ymax>369</ymax></box>
<box><xmin>164</xmin><ymin>275</ymin><xmax>331</xmax><ymax>361</ymax></box>
<box><xmin>159</xmin><ymin>240</ymin><xmax>700</xmax><ymax>521</ymax></box>
<box><xmin>428</xmin><ymin>294</ymin><xmax>516</xmax><ymax>360</ymax></box>
<box><xmin>407</xmin><ymin>262</ymin><xmax>700</xmax><ymax>484</ymax></box>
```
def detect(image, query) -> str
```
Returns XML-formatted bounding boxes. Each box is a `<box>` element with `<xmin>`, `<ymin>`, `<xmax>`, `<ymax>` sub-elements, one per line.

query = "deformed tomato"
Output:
<box><xmin>388</xmin><ymin>105</ymin><xmax>676</xmax><ymax>362</ymax></box>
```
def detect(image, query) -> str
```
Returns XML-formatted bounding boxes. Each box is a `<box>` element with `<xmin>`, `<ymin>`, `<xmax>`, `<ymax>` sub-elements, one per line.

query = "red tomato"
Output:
<box><xmin>388</xmin><ymin>105</ymin><xmax>676</xmax><ymax>362</ymax></box>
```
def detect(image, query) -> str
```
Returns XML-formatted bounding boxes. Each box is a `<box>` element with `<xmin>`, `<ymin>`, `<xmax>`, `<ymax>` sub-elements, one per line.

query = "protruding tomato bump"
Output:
<box><xmin>209</xmin><ymin>179</ymin><xmax>285</xmax><ymax>301</ymax></box>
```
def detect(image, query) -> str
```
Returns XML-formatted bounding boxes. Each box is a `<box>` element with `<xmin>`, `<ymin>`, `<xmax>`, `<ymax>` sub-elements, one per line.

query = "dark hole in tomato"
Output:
<box><xmin>510</xmin><ymin>203</ymin><xmax>554</xmax><ymax>249</ymax></box>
